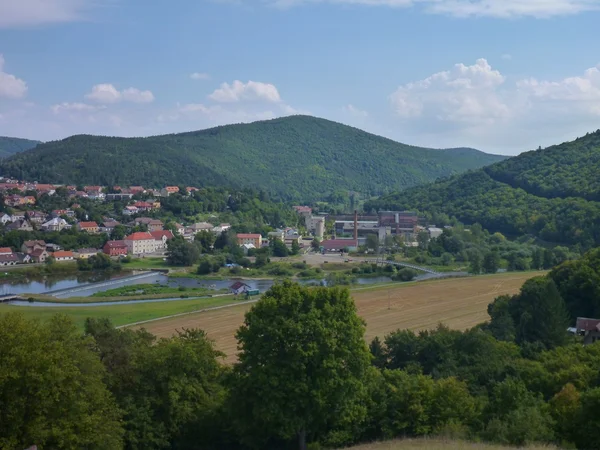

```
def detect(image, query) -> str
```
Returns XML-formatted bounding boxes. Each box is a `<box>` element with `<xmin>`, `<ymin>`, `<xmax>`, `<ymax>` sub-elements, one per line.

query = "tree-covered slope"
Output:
<box><xmin>366</xmin><ymin>130</ymin><xmax>600</xmax><ymax>248</ymax></box>
<box><xmin>0</xmin><ymin>115</ymin><xmax>505</xmax><ymax>200</ymax></box>
<box><xmin>0</xmin><ymin>136</ymin><xmax>40</xmax><ymax>158</ymax></box>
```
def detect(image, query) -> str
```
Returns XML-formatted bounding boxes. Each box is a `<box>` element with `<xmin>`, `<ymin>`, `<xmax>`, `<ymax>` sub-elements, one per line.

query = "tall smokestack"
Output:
<box><xmin>354</xmin><ymin>210</ymin><xmax>358</xmax><ymax>241</ymax></box>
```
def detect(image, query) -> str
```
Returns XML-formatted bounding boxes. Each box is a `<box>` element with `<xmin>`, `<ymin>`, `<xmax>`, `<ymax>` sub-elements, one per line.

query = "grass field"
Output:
<box><xmin>133</xmin><ymin>272</ymin><xmax>545</xmax><ymax>362</ymax></box>
<box><xmin>0</xmin><ymin>295</ymin><xmax>239</xmax><ymax>329</ymax></box>
<box><xmin>345</xmin><ymin>438</ymin><xmax>557</xmax><ymax>450</ymax></box>
<box><xmin>121</xmin><ymin>257</ymin><xmax>173</xmax><ymax>270</ymax></box>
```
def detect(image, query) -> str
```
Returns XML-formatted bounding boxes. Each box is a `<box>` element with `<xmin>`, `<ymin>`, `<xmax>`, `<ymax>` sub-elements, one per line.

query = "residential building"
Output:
<box><xmin>84</xmin><ymin>186</ymin><xmax>103</xmax><ymax>193</ymax></box>
<box><xmin>306</xmin><ymin>215</ymin><xmax>325</xmax><ymax>239</ymax></box>
<box><xmin>123</xmin><ymin>205</ymin><xmax>139</xmax><ymax>216</ymax></box>
<box><xmin>133</xmin><ymin>201</ymin><xmax>155</xmax><ymax>211</ymax></box>
<box><xmin>100</xmin><ymin>220</ymin><xmax>120</xmax><ymax>233</ymax></box>
<box><xmin>52</xmin><ymin>250</ymin><xmax>74</xmax><ymax>262</ymax></box>
<box><xmin>241</xmin><ymin>243</ymin><xmax>255</xmax><ymax>255</ymax></box>
<box><xmin>30</xmin><ymin>248</ymin><xmax>49</xmax><ymax>263</ymax></box>
<box><xmin>46</xmin><ymin>243</ymin><xmax>62</xmax><ymax>252</ymax></box>
<box><xmin>188</xmin><ymin>222</ymin><xmax>213</xmax><ymax>233</ymax></box>
<box><xmin>42</xmin><ymin>217</ymin><xmax>69</xmax><ymax>232</ymax></box>
<box><xmin>0</xmin><ymin>253</ymin><xmax>18</xmax><ymax>266</ymax></box>
<box><xmin>129</xmin><ymin>186</ymin><xmax>145</xmax><ymax>194</ymax></box>
<box><xmin>124</xmin><ymin>232</ymin><xmax>158</xmax><ymax>254</ymax></box>
<box><xmin>23</xmin><ymin>196</ymin><xmax>36</xmax><ymax>205</ymax></box>
<box><xmin>133</xmin><ymin>217</ymin><xmax>154</xmax><ymax>226</ymax></box>
<box><xmin>106</xmin><ymin>192</ymin><xmax>134</xmax><ymax>201</ymax></box>
<box><xmin>268</xmin><ymin>230</ymin><xmax>285</xmax><ymax>241</ymax></box>
<box><xmin>87</xmin><ymin>190</ymin><xmax>105</xmax><ymax>200</ymax></box>
<box><xmin>6</xmin><ymin>220</ymin><xmax>33</xmax><ymax>232</ymax></box>
<box><xmin>0</xmin><ymin>247</ymin><xmax>12</xmax><ymax>255</ymax></box>
<box><xmin>160</xmin><ymin>186</ymin><xmax>180</xmax><ymax>197</ymax></box>
<box><xmin>22</xmin><ymin>240</ymin><xmax>46</xmax><ymax>254</ymax></box>
<box><xmin>103</xmin><ymin>240</ymin><xmax>128</xmax><ymax>257</ymax></box>
<box><xmin>51</xmin><ymin>209</ymin><xmax>75</xmax><ymax>218</ymax></box>
<box><xmin>230</xmin><ymin>281</ymin><xmax>251</xmax><ymax>295</ymax></box>
<box><xmin>76</xmin><ymin>248</ymin><xmax>99</xmax><ymax>259</ymax></box>
<box><xmin>237</xmin><ymin>233</ymin><xmax>262</xmax><ymax>248</ymax></box>
<box><xmin>5</xmin><ymin>194</ymin><xmax>24</xmax><ymax>207</ymax></box>
<box><xmin>0</xmin><ymin>213</ymin><xmax>12</xmax><ymax>224</ymax></box>
<box><xmin>428</xmin><ymin>227</ymin><xmax>444</xmax><ymax>239</ymax></box>
<box><xmin>293</xmin><ymin>206</ymin><xmax>312</xmax><ymax>217</ymax></box>
<box><xmin>173</xmin><ymin>223</ymin><xmax>185</xmax><ymax>235</ymax></box>
<box><xmin>148</xmin><ymin>219</ymin><xmax>163</xmax><ymax>232</ymax></box>
<box><xmin>150</xmin><ymin>230</ymin><xmax>174</xmax><ymax>250</ymax></box>
<box><xmin>17</xmin><ymin>253</ymin><xmax>32</xmax><ymax>264</ymax></box>
<box><xmin>10</xmin><ymin>212</ymin><xmax>25</xmax><ymax>221</ymax></box>
<box><xmin>78</xmin><ymin>221</ymin><xmax>99</xmax><ymax>233</ymax></box>
<box><xmin>575</xmin><ymin>318</ymin><xmax>600</xmax><ymax>345</ymax></box>
<box><xmin>26</xmin><ymin>211</ymin><xmax>46</xmax><ymax>224</ymax></box>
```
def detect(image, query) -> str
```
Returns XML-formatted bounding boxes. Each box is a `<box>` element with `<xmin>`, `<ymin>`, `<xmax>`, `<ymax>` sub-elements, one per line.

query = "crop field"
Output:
<box><xmin>134</xmin><ymin>272</ymin><xmax>545</xmax><ymax>362</ymax></box>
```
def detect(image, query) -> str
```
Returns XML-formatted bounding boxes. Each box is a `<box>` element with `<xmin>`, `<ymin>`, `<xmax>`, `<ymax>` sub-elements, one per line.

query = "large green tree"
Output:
<box><xmin>229</xmin><ymin>281</ymin><xmax>372</xmax><ymax>449</ymax></box>
<box><xmin>0</xmin><ymin>314</ymin><xmax>123</xmax><ymax>449</ymax></box>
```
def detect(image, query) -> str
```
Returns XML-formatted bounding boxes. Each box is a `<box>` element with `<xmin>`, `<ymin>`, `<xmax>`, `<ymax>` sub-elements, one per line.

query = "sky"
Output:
<box><xmin>1</xmin><ymin>0</ymin><xmax>600</xmax><ymax>154</ymax></box>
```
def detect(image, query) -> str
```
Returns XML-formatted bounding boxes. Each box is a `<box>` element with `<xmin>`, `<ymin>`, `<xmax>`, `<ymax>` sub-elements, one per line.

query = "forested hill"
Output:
<box><xmin>0</xmin><ymin>136</ymin><xmax>41</xmax><ymax>158</ymax></box>
<box><xmin>366</xmin><ymin>130</ymin><xmax>600</xmax><ymax>248</ymax></box>
<box><xmin>0</xmin><ymin>115</ymin><xmax>506</xmax><ymax>201</ymax></box>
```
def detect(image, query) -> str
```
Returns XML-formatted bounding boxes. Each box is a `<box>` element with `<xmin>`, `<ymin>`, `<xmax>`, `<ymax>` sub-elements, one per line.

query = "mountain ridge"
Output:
<box><xmin>0</xmin><ymin>115</ymin><xmax>506</xmax><ymax>201</ymax></box>
<box><xmin>0</xmin><ymin>136</ymin><xmax>41</xmax><ymax>159</ymax></box>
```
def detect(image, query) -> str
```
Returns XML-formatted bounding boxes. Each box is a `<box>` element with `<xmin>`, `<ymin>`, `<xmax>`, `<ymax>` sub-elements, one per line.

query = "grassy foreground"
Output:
<box><xmin>0</xmin><ymin>295</ymin><xmax>240</xmax><ymax>329</ymax></box>
<box><xmin>345</xmin><ymin>438</ymin><xmax>558</xmax><ymax>450</ymax></box>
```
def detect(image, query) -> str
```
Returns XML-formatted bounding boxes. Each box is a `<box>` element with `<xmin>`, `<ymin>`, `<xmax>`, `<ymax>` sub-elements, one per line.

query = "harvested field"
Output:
<box><xmin>133</xmin><ymin>272</ymin><xmax>544</xmax><ymax>362</ymax></box>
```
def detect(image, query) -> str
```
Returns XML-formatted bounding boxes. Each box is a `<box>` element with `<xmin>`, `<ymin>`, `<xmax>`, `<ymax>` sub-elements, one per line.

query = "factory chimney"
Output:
<box><xmin>354</xmin><ymin>210</ymin><xmax>358</xmax><ymax>241</ymax></box>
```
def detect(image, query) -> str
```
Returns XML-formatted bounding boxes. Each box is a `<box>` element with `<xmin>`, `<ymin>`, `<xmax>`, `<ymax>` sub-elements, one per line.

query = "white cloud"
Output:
<box><xmin>0</xmin><ymin>55</ymin><xmax>28</xmax><ymax>99</ymax></box>
<box><xmin>209</xmin><ymin>80</ymin><xmax>282</xmax><ymax>103</ymax></box>
<box><xmin>264</xmin><ymin>0</ymin><xmax>600</xmax><ymax>18</ymax></box>
<box><xmin>390</xmin><ymin>58</ymin><xmax>510</xmax><ymax>125</ymax></box>
<box><xmin>0</xmin><ymin>0</ymin><xmax>100</xmax><ymax>28</ymax></box>
<box><xmin>85</xmin><ymin>83</ymin><xmax>155</xmax><ymax>104</ymax></box>
<box><xmin>51</xmin><ymin>102</ymin><xmax>105</xmax><ymax>114</ymax></box>
<box><xmin>190</xmin><ymin>72</ymin><xmax>210</xmax><ymax>80</ymax></box>
<box><xmin>342</xmin><ymin>104</ymin><xmax>368</xmax><ymax>118</ymax></box>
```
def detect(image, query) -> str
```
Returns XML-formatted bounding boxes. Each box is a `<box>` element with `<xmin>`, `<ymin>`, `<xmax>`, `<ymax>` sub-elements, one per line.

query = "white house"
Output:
<box><xmin>0</xmin><ymin>213</ymin><xmax>12</xmax><ymax>225</ymax></box>
<box><xmin>230</xmin><ymin>281</ymin><xmax>251</xmax><ymax>295</ymax></box>
<box><xmin>52</xmin><ymin>251</ymin><xmax>74</xmax><ymax>261</ymax></box>
<box><xmin>124</xmin><ymin>232</ymin><xmax>158</xmax><ymax>254</ymax></box>
<box><xmin>42</xmin><ymin>217</ymin><xmax>69</xmax><ymax>232</ymax></box>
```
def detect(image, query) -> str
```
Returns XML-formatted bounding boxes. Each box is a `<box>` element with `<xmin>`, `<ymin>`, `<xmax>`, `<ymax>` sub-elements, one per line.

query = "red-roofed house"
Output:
<box><xmin>21</xmin><ymin>240</ymin><xmax>46</xmax><ymax>254</ymax></box>
<box><xmin>160</xmin><ymin>186</ymin><xmax>180</xmax><ymax>197</ymax></box>
<box><xmin>293</xmin><ymin>206</ymin><xmax>313</xmax><ymax>216</ymax></box>
<box><xmin>124</xmin><ymin>232</ymin><xmax>157</xmax><ymax>254</ymax></box>
<box><xmin>103</xmin><ymin>240</ymin><xmax>128</xmax><ymax>257</ymax></box>
<box><xmin>150</xmin><ymin>230</ymin><xmax>174</xmax><ymax>249</ymax></box>
<box><xmin>575</xmin><ymin>317</ymin><xmax>600</xmax><ymax>345</ymax></box>
<box><xmin>237</xmin><ymin>233</ymin><xmax>262</xmax><ymax>248</ymax></box>
<box><xmin>0</xmin><ymin>253</ymin><xmax>19</xmax><ymax>266</ymax></box>
<box><xmin>78</xmin><ymin>221</ymin><xmax>99</xmax><ymax>233</ymax></box>
<box><xmin>129</xmin><ymin>186</ymin><xmax>145</xmax><ymax>194</ymax></box>
<box><xmin>133</xmin><ymin>201</ymin><xmax>154</xmax><ymax>211</ymax></box>
<box><xmin>320</xmin><ymin>239</ymin><xmax>358</xmax><ymax>252</ymax></box>
<box><xmin>84</xmin><ymin>186</ymin><xmax>103</xmax><ymax>193</ymax></box>
<box><xmin>30</xmin><ymin>248</ymin><xmax>49</xmax><ymax>263</ymax></box>
<box><xmin>53</xmin><ymin>250</ymin><xmax>74</xmax><ymax>261</ymax></box>
<box><xmin>0</xmin><ymin>247</ymin><xmax>13</xmax><ymax>255</ymax></box>
<box><xmin>23</xmin><ymin>196</ymin><xmax>36</xmax><ymax>205</ymax></box>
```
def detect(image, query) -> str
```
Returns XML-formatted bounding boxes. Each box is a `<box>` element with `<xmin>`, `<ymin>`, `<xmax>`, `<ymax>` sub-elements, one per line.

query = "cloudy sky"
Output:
<box><xmin>1</xmin><ymin>0</ymin><xmax>600</xmax><ymax>154</ymax></box>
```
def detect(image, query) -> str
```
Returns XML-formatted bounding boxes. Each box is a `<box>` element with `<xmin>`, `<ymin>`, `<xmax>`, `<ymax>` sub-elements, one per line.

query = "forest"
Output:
<box><xmin>3</xmin><ymin>249</ymin><xmax>600</xmax><ymax>450</ymax></box>
<box><xmin>0</xmin><ymin>136</ymin><xmax>40</xmax><ymax>158</ymax></box>
<box><xmin>0</xmin><ymin>116</ymin><xmax>505</xmax><ymax>201</ymax></box>
<box><xmin>366</xmin><ymin>130</ymin><xmax>600</xmax><ymax>249</ymax></box>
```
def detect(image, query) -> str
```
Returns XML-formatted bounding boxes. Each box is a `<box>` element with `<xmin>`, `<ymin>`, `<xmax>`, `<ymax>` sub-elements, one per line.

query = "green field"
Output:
<box><xmin>91</xmin><ymin>283</ymin><xmax>226</xmax><ymax>298</ymax></box>
<box><xmin>0</xmin><ymin>295</ymin><xmax>240</xmax><ymax>329</ymax></box>
<box><xmin>121</xmin><ymin>257</ymin><xmax>174</xmax><ymax>270</ymax></box>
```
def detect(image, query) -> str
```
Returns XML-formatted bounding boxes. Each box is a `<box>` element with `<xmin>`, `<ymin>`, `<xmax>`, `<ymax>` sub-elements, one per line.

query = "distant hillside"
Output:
<box><xmin>0</xmin><ymin>115</ymin><xmax>506</xmax><ymax>201</ymax></box>
<box><xmin>0</xmin><ymin>136</ymin><xmax>40</xmax><ymax>158</ymax></box>
<box><xmin>366</xmin><ymin>130</ymin><xmax>600</xmax><ymax>248</ymax></box>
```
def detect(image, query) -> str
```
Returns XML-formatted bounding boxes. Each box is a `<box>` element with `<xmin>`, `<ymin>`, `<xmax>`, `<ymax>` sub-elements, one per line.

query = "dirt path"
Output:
<box><xmin>131</xmin><ymin>272</ymin><xmax>543</xmax><ymax>362</ymax></box>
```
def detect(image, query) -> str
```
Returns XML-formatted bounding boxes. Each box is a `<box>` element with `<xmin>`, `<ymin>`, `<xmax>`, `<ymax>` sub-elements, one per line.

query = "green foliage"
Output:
<box><xmin>0</xmin><ymin>314</ymin><xmax>123</xmax><ymax>449</ymax></box>
<box><xmin>0</xmin><ymin>116</ymin><xmax>505</xmax><ymax>201</ymax></box>
<box><xmin>270</xmin><ymin>238</ymin><xmax>289</xmax><ymax>257</ymax></box>
<box><xmin>392</xmin><ymin>267</ymin><xmax>418</xmax><ymax>282</ymax></box>
<box><xmin>78</xmin><ymin>252</ymin><xmax>120</xmax><ymax>271</ymax></box>
<box><xmin>166</xmin><ymin>237</ymin><xmax>201</xmax><ymax>266</ymax></box>
<box><xmin>229</xmin><ymin>281</ymin><xmax>372</xmax><ymax>448</ymax></box>
<box><xmin>366</xmin><ymin>131</ymin><xmax>600</xmax><ymax>248</ymax></box>
<box><xmin>0</xmin><ymin>135</ymin><xmax>40</xmax><ymax>158</ymax></box>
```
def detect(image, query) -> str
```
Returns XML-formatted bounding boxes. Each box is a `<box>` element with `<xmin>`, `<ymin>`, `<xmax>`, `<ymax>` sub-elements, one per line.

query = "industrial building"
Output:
<box><xmin>329</xmin><ymin>210</ymin><xmax>422</xmax><ymax>243</ymax></box>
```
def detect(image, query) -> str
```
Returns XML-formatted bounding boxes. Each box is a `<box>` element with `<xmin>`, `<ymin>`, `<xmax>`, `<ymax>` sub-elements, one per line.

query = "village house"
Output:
<box><xmin>129</xmin><ymin>186</ymin><xmax>145</xmax><ymax>195</ymax></box>
<box><xmin>30</xmin><ymin>248</ymin><xmax>49</xmax><ymax>263</ymax></box>
<box><xmin>42</xmin><ymin>217</ymin><xmax>69</xmax><ymax>232</ymax></box>
<box><xmin>150</xmin><ymin>230</ymin><xmax>174</xmax><ymax>250</ymax></box>
<box><xmin>0</xmin><ymin>247</ymin><xmax>12</xmax><ymax>255</ymax></box>
<box><xmin>575</xmin><ymin>318</ymin><xmax>600</xmax><ymax>345</ymax></box>
<box><xmin>212</xmin><ymin>223</ymin><xmax>231</xmax><ymax>235</ymax></box>
<box><xmin>84</xmin><ymin>186</ymin><xmax>103</xmax><ymax>193</ymax></box>
<box><xmin>188</xmin><ymin>222</ymin><xmax>214</xmax><ymax>234</ymax></box>
<box><xmin>26</xmin><ymin>211</ymin><xmax>46</xmax><ymax>224</ymax></box>
<box><xmin>87</xmin><ymin>190</ymin><xmax>105</xmax><ymax>200</ymax></box>
<box><xmin>268</xmin><ymin>230</ymin><xmax>285</xmax><ymax>242</ymax></box>
<box><xmin>52</xmin><ymin>250</ymin><xmax>74</xmax><ymax>262</ymax></box>
<box><xmin>148</xmin><ymin>219</ymin><xmax>164</xmax><ymax>232</ymax></box>
<box><xmin>10</xmin><ymin>212</ymin><xmax>26</xmax><ymax>222</ymax></box>
<box><xmin>78</xmin><ymin>221</ymin><xmax>99</xmax><ymax>233</ymax></box>
<box><xmin>124</xmin><ymin>232</ymin><xmax>157</xmax><ymax>255</ymax></box>
<box><xmin>186</xmin><ymin>187</ymin><xmax>200</xmax><ymax>195</ymax></box>
<box><xmin>133</xmin><ymin>201</ymin><xmax>155</xmax><ymax>212</ymax></box>
<box><xmin>23</xmin><ymin>196</ymin><xmax>36</xmax><ymax>205</ymax></box>
<box><xmin>237</xmin><ymin>233</ymin><xmax>263</xmax><ymax>248</ymax></box>
<box><xmin>22</xmin><ymin>240</ymin><xmax>46</xmax><ymax>254</ymax></box>
<box><xmin>17</xmin><ymin>253</ymin><xmax>32</xmax><ymax>264</ymax></box>
<box><xmin>46</xmin><ymin>243</ymin><xmax>62</xmax><ymax>252</ymax></box>
<box><xmin>100</xmin><ymin>220</ymin><xmax>120</xmax><ymax>233</ymax></box>
<box><xmin>123</xmin><ymin>205</ymin><xmax>139</xmax><ymax>216</ymax></box>
<box><xmin>103</xmin><ymin>240</ymin><xmax>128</xmax><ymax>257</ymax></box>
<box><xmin>173</xmin><ymin>223</ymin><xmax>185</xmax><ymax>235</ymax></box>
<box><xmin>0</xmin><ymin>213</ymin><xmax>12</xmax><ymax>224</ymax></box>
<box><xmin>51</xmin><ymin>209</ymin><xmax>75</xmax><ymax>218</ymax></box>
<box><xmin>230</xmin><ymin>281</ymin><xmax>251</xmax><ymax>295</ymax></box>
<box><xmin>106</xmin><ymin>192</ymin><xmax>134</xmax><ymax>201</ymax></box>
<box><xmin>0</xmin><ymin>253</ymin><xmax>19</xmax><ymax>266</ymax></box>
<box><xmin>76</xmin><ymin>248</ymin><xmax>99</xmax><ymax>259</ymax></box>
<box><xmin>5</xmin><ymin>194</ymin><xmax>24</xmax><ymax>207</ymax></box>
<box><xmin>6</xmin><ymin>220</ymin><xmax>33</xmax><ymax>232</ymax></box>
<box><xmin>160</xmin><ymin>186</ymin><xmax>180</xmax><ymax>197</ymax></box>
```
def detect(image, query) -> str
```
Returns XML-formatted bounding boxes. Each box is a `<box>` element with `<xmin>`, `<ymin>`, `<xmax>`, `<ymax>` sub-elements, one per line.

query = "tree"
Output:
<box><xmin>531</xmin><ymin>247</ymin><xmax>543</xmax><ymax>270</ymax></box>
<box><xmin>469</xmin><ymin>252</ymin><xmax>483</xmax><ymax>274</ymax></box>
<box><xmin>417</xmin><ymin>231</ymin><xmax>430</xmax><ymax>250</ymax></box>
<box><xmin>195</xmin><ymin>230</ymin><xmax>216</xmax><ymax>253</ymax></box>
<box><xmin>45</xmin><ymin>254</ymin><xmax>55</xmax><ymax>265</ymax></box>
<box><xmin>366</xmin><ymin>234</ymin><xmax>379</xmax><ymax>252</ymax></box>
<box><xmin>270</xmin><ymin>238</ymin><xmax>289</xmax><ymax>257</ymax></box>
<box><xmin>311</xmin><ymin>238</ymin><xmax>320</xmax><ymax>250</ymax></box>
<box><xmin>291</xmin><ymin>239</ymin><xmax>300</xmax><ymax>255</ymax></box>
<box><xmin>543</xmin><ymin>248</ymin><xmax>555</xmax><ymax>269</ymax></box>
<box><xmin>0</xmin><ymin>314</ymin><xmax>123</xmax><ymax>449</ymax></box>
<box><xmin>230</xmin><ymin>282</ymin><xmax>372</xmax><ymax>449</ymax></box>
<box><xmin>483</xmin><ymin>251</ymin><xmax>501</xmax><ymax>274</ymax></box>
<box><xmin>110</xmin><ymin>224</ymin><xmax>127</xmax><ymax>240</ymax></box>
<box><xmin>166</xmin><ymin>237</ymin><xmax>200</xmax><ymax>266</ymax></box>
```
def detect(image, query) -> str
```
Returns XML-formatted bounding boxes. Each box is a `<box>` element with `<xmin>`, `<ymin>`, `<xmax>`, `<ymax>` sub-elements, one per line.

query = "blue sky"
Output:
<box><xmin>1</xmin><ymin>0</ymin><xmax>600</xmax><ymax>154</ymax></box>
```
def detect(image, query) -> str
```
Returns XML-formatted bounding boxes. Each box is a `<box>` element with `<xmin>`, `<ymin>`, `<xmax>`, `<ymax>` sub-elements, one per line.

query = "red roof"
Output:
<box><xmin>53</xmin><ymin>251</ymin><xmax>73</xmax><ymax>258</ymax></box>
<box><xmin>125</xmin><ymin>232</ymin><xmax>154</xmax><ymax>241</ymax></box>
<box><xmin>105</xmin><ymin>240</ymin><xmax>128</xmax><ymax>248</ymax></box>
<box><xmin>79</xmin><ymin>221</ymin><xmax>98</xmax><ymax>228</ymax></box>
<box><xmin>237</xmin><ymin>233</ymin><xmax>261</xmax><ymax>239</ymax></box>
<box><xmin>165</xmin><ymin>186</ymin><xmax>179</xmax><ymax>192</ymax></box>
<box><xmin>150</xmin><ymin>230</ymin><xmax>174</xmax><ymax>240</ymax></box>
<box><xmin>230</xmin><ymin>281</ymin><xmax>250</xmax><ymax>290</ymax></box>
<box><xmin>0</xmin><ymin>247</ymin><xmax>12</xmax><ymax>254</ymax></box>
<box><xmin>133</xmin><ymin>201</ymin><xmax>153</xmax><ymax>208</ymax></box>
<box><xmin>576</xmin><ymin>318</ymin><xmax>600</xmax><ymax>332</ymax></box>
<box><xmin>24</xmin><ymin>240</ymin><xmax>46</xmax><ymax>247</ymax></box>
<box><xmin>31</xmin><ymin>248</ymin><xmax>47</xmax><ymax>257</ymax></box>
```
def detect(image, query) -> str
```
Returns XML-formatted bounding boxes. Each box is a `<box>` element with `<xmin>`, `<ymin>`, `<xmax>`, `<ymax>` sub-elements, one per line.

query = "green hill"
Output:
<box><xmin>366</xmin><ymin>130</ymin><xmax>600</xmax><ymax>248</ymax></box>
<box><xmin>0</xmin><ymin>136</ymin><xmax>40</xmax><ymax>158</ymax></box>
<box><xmin>0</xmin><ymin>115</ymin><xmax>505</xmax><ymax>201</ymax></box>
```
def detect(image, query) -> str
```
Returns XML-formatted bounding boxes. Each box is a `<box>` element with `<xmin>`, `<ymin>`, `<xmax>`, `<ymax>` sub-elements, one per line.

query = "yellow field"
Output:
<box><xmin>345</xmin><ymin>438</ymin><xmax>557</xmax><ymax>450</ymax></box>
<box><xmin>132</xmin><ymin>272</ymin><xmax>544</xmax><ymax>362</ymax></box>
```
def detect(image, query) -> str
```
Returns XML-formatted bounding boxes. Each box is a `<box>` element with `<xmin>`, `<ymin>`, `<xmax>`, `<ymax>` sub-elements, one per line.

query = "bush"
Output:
<box><xmin>393</xmin><ymin>268</ymin><xmax>418</xmax><ymax>282</ymax></box>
